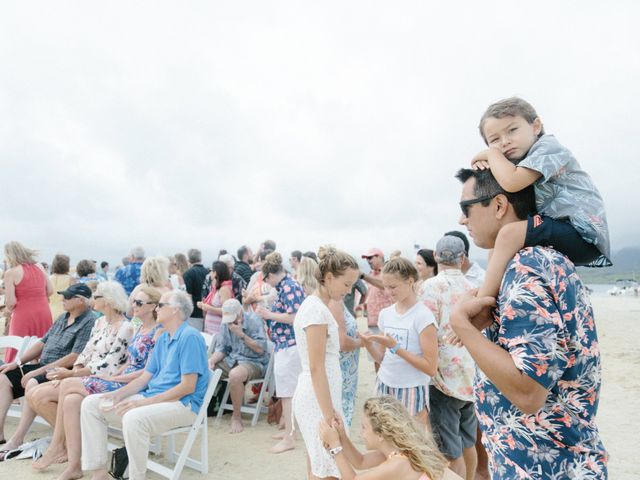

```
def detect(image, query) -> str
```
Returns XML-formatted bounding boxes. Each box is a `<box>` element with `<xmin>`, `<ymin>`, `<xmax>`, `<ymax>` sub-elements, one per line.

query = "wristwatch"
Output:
<box><xmin>328</xmin><ymin>445</ymin><xmax>343</xmax><ymax>456</ymax></box>
<box><xmin>389</xmin><ymin>344</ymin><xmax>400</xmax><ymax>354</ymax></box>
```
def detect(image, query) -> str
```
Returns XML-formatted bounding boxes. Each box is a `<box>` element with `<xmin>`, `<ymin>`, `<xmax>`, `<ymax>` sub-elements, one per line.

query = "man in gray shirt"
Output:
<box><xmin>209</xmin><ymin>299</ymin><xmax>269</xmax><ymax>434</ymax></box>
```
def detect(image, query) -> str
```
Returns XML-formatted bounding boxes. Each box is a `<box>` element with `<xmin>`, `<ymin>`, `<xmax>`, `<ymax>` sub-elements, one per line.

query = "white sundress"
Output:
<box><xmin>292</xmin><ymin>295</ymin><xmax>344</xmax><ymax>478</ymax></box>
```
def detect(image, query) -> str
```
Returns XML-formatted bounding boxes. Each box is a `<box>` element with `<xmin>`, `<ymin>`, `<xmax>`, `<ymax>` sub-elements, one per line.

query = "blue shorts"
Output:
<box><xmin>524</xmin><ymin>214</ymin><xmax>609</xmax><ymax>267</ymax></box>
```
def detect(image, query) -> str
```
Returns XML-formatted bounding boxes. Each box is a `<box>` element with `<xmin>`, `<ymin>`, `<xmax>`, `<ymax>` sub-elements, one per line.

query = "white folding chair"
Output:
<box><xmin>0</xmin><ymin>335</ymin><xmax>30</xmax><ymax>359</ymax></box>
<box><xmin>216</xmin><ymin>343</ymin><xmax>275</xmax><ymax>427</ymax></box>
<box><xmin>108</xmin><ymin>368</ymin><xmax>222</xmax><ymax>480</ymax></box>
<box><xmin>200</xmin><ymin>332</ymin><xmax>217</xmax><ymax>355</ymax></box>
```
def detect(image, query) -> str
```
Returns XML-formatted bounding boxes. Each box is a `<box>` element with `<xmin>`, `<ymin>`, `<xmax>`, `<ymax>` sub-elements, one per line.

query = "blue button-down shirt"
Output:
<box><xmin>215</xmin><ymin>311</ymin><xmax>270</xmax><ymax>375</ymax></box>
<box><xmin>143</xmin><ymin>321</ymin><xmax>210</xmax><ymax>414</ymax></box>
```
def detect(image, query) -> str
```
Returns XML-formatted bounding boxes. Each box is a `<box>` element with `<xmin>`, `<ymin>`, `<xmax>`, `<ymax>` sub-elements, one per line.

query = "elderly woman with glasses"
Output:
<box><xmin>28</xmin><ymin>281</ymin><xmax>134</xmax><ymax>476</ymax></box>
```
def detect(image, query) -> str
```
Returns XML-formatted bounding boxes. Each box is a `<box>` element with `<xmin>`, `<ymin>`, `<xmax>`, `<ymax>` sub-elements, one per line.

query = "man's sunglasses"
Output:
<box><xmin>132</xmin><ymin>300</ymin><xmax>157</xmax><ymax>307</ymax></box>
<box><xmin>459</xmin><ymin>195</ymin><xmax>496</xmax><ymax>217</ymax></box>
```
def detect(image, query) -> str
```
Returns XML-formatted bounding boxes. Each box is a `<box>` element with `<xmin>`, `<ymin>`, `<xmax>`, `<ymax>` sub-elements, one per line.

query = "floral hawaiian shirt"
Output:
<box><xmin>420</xmin><ymin>269</ymin><xmax>476</xmax><ymax>402</ymax></box>
<box><xmin>476</xmin><ymin>247</ymin><xmax>608</xmax><ymax>479</ymax></box>
<box><xmin>268</xmin><ymin>274</ymin><xmax>305</xmax><ymax>352</ymax></box>
<box><xmin>114</xmin><ymin>261</ymin><xmax>143</xmax><ymax>296</ymax></box>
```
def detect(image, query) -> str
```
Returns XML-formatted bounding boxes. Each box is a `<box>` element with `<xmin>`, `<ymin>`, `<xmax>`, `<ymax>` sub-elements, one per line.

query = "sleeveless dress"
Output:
<box><xmin>5</xmin><ymin>264</ymin><xmax>53</xmax><ymax>362</ymax></box>
<box><xmin>81</xmin><ymin>325</ymin><xmax>158</xmax><ymax>393</ymax></box>
<box><xmin>293</xmin><ymin>295</ymin><xmax>344</xmax><ymax>478</ymax></box>
<box><xmin>49</xmin><ymin>273</ymin><xmax>72</xmax><ymax>321</ymax></box>
<box><xmin>204</xmin><ymin>280</ymin><xmax>232</xmax><ymax>335</ymax></box>
<box><xmin>339</xmin><ymin>306</ymin><xmax>360</xmax><ymax>428</ymax></box>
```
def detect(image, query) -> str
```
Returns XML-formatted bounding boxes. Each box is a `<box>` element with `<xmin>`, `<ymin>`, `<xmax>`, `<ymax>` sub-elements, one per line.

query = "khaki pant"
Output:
<box><xmin>81</xmin><ymin>394</ymin><xmax>196</xmax><ymax>480</ymax></box>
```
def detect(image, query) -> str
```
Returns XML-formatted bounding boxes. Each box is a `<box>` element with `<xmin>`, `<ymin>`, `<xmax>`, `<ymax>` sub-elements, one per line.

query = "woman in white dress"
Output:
<box><xmin>293</xmin><ymin>246</ymin><xmax>360</xmax><ymax>480</ymax></box>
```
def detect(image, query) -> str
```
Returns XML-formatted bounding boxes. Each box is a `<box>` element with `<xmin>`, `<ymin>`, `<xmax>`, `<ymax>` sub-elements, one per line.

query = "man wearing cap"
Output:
<box><xmin>208</xmin><ymin>298</ymin><xmax>270</xmax><ymax>434</ymax></box>
<box><xmin>360</xmin><ymin>248</ymin><xmax>393</xmax><ymax>335</ymax></box>
<box><xmin>420</xmin><ymin>236</ymin><xmax>477</xmax><ymax>480</ymax></box>
<box><xmin>0</xmin><ymin>284</ymin><xmax>96</xmax><ymax>455</ymax></box>
<box><xmin>444</xmin><ymin>231</ymin><xmax>486</xmax><ymax>289</ymax></box>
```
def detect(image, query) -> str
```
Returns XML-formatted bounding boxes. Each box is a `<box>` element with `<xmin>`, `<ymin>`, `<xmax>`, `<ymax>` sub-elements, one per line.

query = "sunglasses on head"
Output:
<box><xmin>459</xmin><ymin>195</ymin><xmax>496</xmax><ymax>217</ymax></box>
<box><xmin>132</xmin><ymin>299</ymin><xmax>156</xmax><ymax>307</ymax></box>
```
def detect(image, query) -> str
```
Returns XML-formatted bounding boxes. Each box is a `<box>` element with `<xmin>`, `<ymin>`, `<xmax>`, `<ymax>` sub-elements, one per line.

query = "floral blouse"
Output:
<box><xmin>74</xmin><ymin>316</ymin><xmax>134</xmax><ymax>375</ymax></box>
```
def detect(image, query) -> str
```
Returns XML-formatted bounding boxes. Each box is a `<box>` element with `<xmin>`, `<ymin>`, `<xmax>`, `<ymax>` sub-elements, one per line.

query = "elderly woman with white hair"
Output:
<box><xmin>28</xmin><ymin>281</ymin><xmax>134</xmax><ymax>475</ymax></box>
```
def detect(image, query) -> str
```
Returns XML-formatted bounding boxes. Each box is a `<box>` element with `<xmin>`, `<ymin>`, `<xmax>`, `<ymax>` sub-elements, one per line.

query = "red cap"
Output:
<box><xmin>361</xmin><ymin>248</ymin><xmax>384</xmax><ymax>259</ymax></box>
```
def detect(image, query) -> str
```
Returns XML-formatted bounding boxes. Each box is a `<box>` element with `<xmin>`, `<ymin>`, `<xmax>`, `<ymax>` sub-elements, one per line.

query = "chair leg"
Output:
<box><xmin>169</xmin><ymin>423</ymin><xmax>202</xmax><ymax>480</ymax></box>
<box><xmin>215</xmin><ymin>381</ymin><xmax>230</xmax><ymax>424</ymax></box>
<box><xmin>201</xmin><ymin>417</ymin><xmax>208</xmax><ymax>474</ymax></box>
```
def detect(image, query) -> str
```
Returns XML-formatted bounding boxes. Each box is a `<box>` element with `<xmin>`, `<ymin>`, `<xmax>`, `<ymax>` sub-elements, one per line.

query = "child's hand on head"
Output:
<box><xmin>471</xmin><ymin>149</ymin><xmax>491</xmax><ymax>170</ymax></box>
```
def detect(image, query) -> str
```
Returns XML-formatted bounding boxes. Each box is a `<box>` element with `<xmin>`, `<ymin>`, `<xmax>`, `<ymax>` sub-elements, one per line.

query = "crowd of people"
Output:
<box><xmin>0</xmin><ymin>97</ymin><xmax>612</xmax><ymax>480</ymax></box>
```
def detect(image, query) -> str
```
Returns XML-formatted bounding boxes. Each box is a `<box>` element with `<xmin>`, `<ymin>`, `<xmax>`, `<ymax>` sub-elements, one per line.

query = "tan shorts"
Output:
<box><xmin>215</xmin><ymin>360</ymin><xmax>262</xmax><ymax>382</ymax></box>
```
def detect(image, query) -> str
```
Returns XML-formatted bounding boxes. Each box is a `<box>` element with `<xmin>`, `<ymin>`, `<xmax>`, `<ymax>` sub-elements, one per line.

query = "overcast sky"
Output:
<box><xmin>1</xmin><ymin>1</ymin><xmax>638</xmax><ymax>267</ymax></box>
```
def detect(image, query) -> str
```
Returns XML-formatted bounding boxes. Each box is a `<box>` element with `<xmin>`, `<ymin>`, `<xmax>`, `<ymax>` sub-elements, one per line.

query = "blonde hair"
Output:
<box><xmin>364</xmin><ymin>396</ymin><xmax>447</xmax><ymax>479</ymax></box>
<box><xmin>262</xmin><ymin>251</ymin><xmax>284</xmax><ymax>277</ymax></box>
<box><xmin>140</xmin><ymin>256</ymin><xmax>170</xmax><ymax>287</ymax></box>
<box><xmin>4</xmin><ymin>241</ymin><xmax>38</xmax><ymax>267</ymax></box>
<box><xmin>316</xmin><ymin>245</ymin><xmax>359</xmax><ymax>284</ymax></box>
<box><xmin>382</xmin><ymin>257</ymin><xmax>419</xmax><ymax>282</ymax></box>
<box><xmin>138</xmin><ymin>285</ymin><xmax>162</xmax><ymax>304</ymax></box>
<box><xmin>95</xmin><ymin>281</ymin><xmax>129</xmax><ymax>313</ymax></box>
<box><xmin>297</xmin><ymin>257</ymin><xmax>318</xmax><ymax>294</ymax></box>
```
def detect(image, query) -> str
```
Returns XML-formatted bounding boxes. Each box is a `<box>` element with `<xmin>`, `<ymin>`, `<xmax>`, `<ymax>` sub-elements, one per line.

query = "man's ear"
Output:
<box><xmin>494</xmin><ymin>193</ymin><xmax>510</xmax><ymax>220</ymax></box>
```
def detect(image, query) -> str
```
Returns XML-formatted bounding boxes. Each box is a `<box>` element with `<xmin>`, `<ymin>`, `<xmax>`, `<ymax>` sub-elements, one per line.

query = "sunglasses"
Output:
<box><xmin>459</xmin><ymin>195</ymin><xmax>496</xmax><ymax>217</ymax></box>
<box><xmin>132</xmin><ymin>299</ymin><xmax>157</xmax><ymax>307</ymax></box>
<box><xmin>93</xmin><ymin>295</ymin><xmax>104</xmax><ymax>299</ymax></box>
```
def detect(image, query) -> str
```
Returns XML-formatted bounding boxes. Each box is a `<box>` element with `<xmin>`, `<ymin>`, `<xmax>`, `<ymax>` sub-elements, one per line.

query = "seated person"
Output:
<box><xmin>319</xmin><ymin>396</ymin><xmax>459</xmax><ymax>480</ymax></box>
<box><xmin>208</xmin><ymin>298</ymin><xmax>270</xmax><ymax>434</ymax></box>
<box><xmin>29</xmin><ymin>281</ymin><xmax>134</xmax><ymax>471</ymax></box>
<box><xmin>0</xmin><ymin>284</ymin><xmax>96</xmax><ymax>457</ymax></box>
<box><xmin>80</xmin><ymin>290</ymin><xmax>210</xmax><ymax>480</ymax></box>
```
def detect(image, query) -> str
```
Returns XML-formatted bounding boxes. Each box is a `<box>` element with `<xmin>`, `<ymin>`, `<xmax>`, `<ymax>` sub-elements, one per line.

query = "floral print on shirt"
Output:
<box><xmin>476</xmin><ymin>247</ymin><xmax>608</xmax><ymax>479</ymax></box>
<box><xmin>268</xmin><ymin>275</ymin><xmax>305</xmax><ymax>351</ymax></box>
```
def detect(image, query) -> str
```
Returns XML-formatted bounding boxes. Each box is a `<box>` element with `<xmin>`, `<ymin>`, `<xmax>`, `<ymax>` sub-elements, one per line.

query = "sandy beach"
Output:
<box><xmin>1</xmin><ymin>293</ymin><xmax>638</xmax><ymax>479</ymax></box>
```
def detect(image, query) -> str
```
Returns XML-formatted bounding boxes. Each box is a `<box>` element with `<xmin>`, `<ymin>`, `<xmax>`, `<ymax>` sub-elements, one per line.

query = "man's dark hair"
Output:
<box><xmin>455</xmin><ymin>168</ymin><xmax>536</xmax><ymax>220</ymax></box>
<box><xmin>291</xmin><ymin>250</ymin><xmax>302</xmax><ymax>261</ymax></box>
<box><xmin>444</xmin><ymin>231</ymin><xmax>470</xmax><ymax>256</ymax></box>
<box><xmin>237</xmin><ymin>245</ymin><xmax>250</xmax><ymax>261</ymax></box>
<box><xmin>100</xmin><ymin>261</ymin><xmax>109</xmax><ymax>269</ymax></box>
<box><xmin>303</xmin><ymin>251</ymin><xmax>318</xmax><ymax>262</ymax></box>
<box><xmin>263</xmin><ymin>239</ymin><xmax>276</xmax><ymax>251</ymax></box>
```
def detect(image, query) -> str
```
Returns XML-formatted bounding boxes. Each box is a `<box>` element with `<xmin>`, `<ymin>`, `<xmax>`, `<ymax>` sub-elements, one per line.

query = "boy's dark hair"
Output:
<box><xmin>100</xmin><ymin>261</ymin><xmax>109</xmax><ymax>269</ymax></box>
<box><xmin>443</xmin><ymin>231</ymin><xmax>470</xmax><ymax>256</ymax></box>
<box><xmin>455</xmin><ymin>168</ymin><xmax>536</xmax><ymax>221</ymax></box>
<box><xmin>303</xmin><ymin>251</ymin><xmax>318</xmax><ymax>262</ymax></box>
<box><xmin>478</xmin><ymin>97</ymin><xmax>545</xmax><ymax>143</ymax></box>
<box><xmin>291</xmin><ymin>250</ymin><xmax>302</xmax><ymax>261</ymax></box>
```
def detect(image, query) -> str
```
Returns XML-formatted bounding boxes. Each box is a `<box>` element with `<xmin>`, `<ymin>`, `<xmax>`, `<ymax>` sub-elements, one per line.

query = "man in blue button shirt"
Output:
<box><xmin>80</xmin><ymin>290</ymin><xmax>210</xmax><ymax>480</ymax></box>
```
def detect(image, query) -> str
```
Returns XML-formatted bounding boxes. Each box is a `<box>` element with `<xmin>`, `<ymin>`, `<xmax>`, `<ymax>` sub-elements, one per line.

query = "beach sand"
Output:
<box><xmin>1</xmin><ymin>294</ymin><xmax>638</xmax><ymax>479</ymax></box>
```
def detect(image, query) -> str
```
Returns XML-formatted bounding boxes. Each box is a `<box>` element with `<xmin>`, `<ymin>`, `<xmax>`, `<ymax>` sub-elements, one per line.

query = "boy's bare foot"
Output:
<box><xmin>271</xmin><ymin>431</ymin><xmax>285</xmax><ymax>440</ymax></box>
<box><xmin>57</xmin><ymin>465</ymin><xmax>84</xmax><ymax>480</ymax></box>
<box><xmin>229</xmin><ymin>417</ymin><xmax>244</xmax><ymax>434</ymax></box>
<box><xmin>269</xmin><ymin>436</ymin><xmax>294</xmax><ymax>454</ymax></box>
<box><xmin>33</xmin><ymin>446</ymin><xmax>68</xmax><ymax>470</ymax></box>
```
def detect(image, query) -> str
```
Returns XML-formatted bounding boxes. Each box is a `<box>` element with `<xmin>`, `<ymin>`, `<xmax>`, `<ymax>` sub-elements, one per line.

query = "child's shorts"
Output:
<box><xmin>524</xmin><ymin>214</ymin><xmax>608</xmax><ymax>267</ymax></box>
<box><xmin>374</xmin><ymin>379</ymin><xmax>428</xmax><ymax>416</ymax></box>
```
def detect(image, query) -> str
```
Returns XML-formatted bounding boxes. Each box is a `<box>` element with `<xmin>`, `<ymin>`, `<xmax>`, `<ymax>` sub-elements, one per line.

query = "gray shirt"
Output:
<box><xmin>40</xmin><ymin>308</ymin><xmax>97</xmax><ymax>365</ymax></box>
<box><xmin>519</xmin><ymin>134</ymin><xmax>611</xmax><ymax>264</ymax></box>
<box><xmin>215</xmin><ymin>311</ymin><xmax>270</xmax><ymax>374</ymax></box>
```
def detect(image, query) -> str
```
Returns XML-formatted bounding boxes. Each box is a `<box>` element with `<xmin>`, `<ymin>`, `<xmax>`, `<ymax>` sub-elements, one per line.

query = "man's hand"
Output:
<box><xmin>451</xmin><ymin>290</ymin><xmax>497</xmax><ymax>336</ymax></box>
<box><xmin>20</xmin><ymin>369</ymin><xmax>40</xmax><ymax>388</ymax></box>
<box><xmin>0</xmin><ymin>362</ymin><xmax>18</xmax><ymax>374</ymax></box>
<box><xmin>115</xmin><ymin>396</ymin><xmax>148</xmax><ymax>416</ymax></box>
<box><xmin>228</xmin><ymin>323</ymin><xmax>243</xmax><ymax>337</ymax></box>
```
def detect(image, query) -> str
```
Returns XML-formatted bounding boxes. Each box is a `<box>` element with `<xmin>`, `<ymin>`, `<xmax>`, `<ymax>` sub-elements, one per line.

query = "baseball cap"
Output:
<box><xmin>58</xmin><ymin>283</ymin><xmax>93</xmax><ymax>299</ymax></box>
<box><xmin>435</xmin><ymin>235</ymin><xmax>466</xmax><ymax>264</ymax></box>
<box><xmin>221</xmin><ymin>298</ymin><xmax>243</xmax><ymax>324</ymax></box>
<box><xmin>361</xmin><ymin>248</ymin><xmax>384</xmax><ymax>259</ymax></box>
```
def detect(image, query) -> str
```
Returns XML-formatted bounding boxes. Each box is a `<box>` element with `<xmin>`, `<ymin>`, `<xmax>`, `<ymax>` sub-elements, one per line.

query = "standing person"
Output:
<box><xmin>129</xmin><ymin>256</ymin><xmax>172</xmax><ymax>300</ymax></box>
<box><xmin>234</xmin><ymin>245</ymin><xmax>254</xmax><ymax>284</ymax></box>
<box><xmin>75</xmin><ymin>259</ymin><xmax>99</xmax><ymax>284</ymax></box>
<box><xmin>328</xmin><ymin>299</ymin><xmax>362</xmax><ymax>429</ymax></box>
<box><xmin>414</xmin><ymin>249</ymin><xmax>438</xmax><ymax>295</ymax></box>
<box><xmin>114</xmin><ymin>247</ymin><xmax>145</xmax><ymax>296</ymax></box>
<box><xmin>289</xmin><ymin>250</ymin><xmax>302</xmax><ymax>279</ymax></box>
<box><xmin>342</xmin><ymin>277</ymin><xmax>367</xmax><ymax>320</ymax></box>
<box><xmin>421</xmin><ymin>236</ymin><xmax>477</xmax><ymax>480</ymax></box>
<box><xmin>360</xmin><ymin>248</ymin><xmax>393</xmax><ymax>335</ymax></box>
<box><xmin>243</xmin><ymin>249</ymin><xmax>277</xmax><ymax>312</ymax></box>
<box><xmin>172</xmin><ymin>253</ymin><xmax>189</xmax><ymax>287</ymax></box>
<box><xmin>444</xmin><ymin>231</ymin><xmax>485</xmax><ymax>288</ymax></box>
<box><xmin>183</xmin><ymin>248</ymin><xmax>209</xmax><ymax>331</ymax></box>
<box><xmin>2</xmin><ymin>241</ymin><xmax>54</xmax><ymax>362</ymax></box>
<box><xmin>361</xmin><ymin>257</ymin><xmax>438</xmax><ymax>425</ymax></box>
<box><xmin>297</xmin><ymin>256</ymin><xmax>319</xmax><ymax>296</ymax></box>
<box><xmin>49</xmin><ymin>253</ymin><xmax>76</xmax><ymax>321</ymax></box>
<box><xmin>168</xmin><ymin>256</ymin><xmax>186</xmax><ymax>290</ymax></box>
<box><xmin>217</xmin><ymin>253</ymin><xmax>246</xmax><ymax>302</ymax></box>
<box><xmin>255</xmin><ymin>252</ymin><xmax>306</xmax><ymax>454</ymax></box>
<box><xmin>451</xmin><ymin>168</ymin><xmax>608</xmax><ymax>479</ymax></box>
<box><xmin>197</xmin><ymin>261</ymin><xmax>233</xmax><ymax>336</ymax></box>
<box><xmin>96</xmin><ymin>261</ymin><xmax>109</xmax><ymax>281</ymax></box>
<box><xmin>293</xmin><ymin>246</ymin><xmax>359</xmax><ymax>479</ymax></box>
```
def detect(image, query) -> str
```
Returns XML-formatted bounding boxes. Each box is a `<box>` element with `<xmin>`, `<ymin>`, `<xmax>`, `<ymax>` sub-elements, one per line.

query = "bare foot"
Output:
<box><xmin>277</xmin><ymin>422</ymin><xmax>285</xmax><ymax>430</ymax></box>
<box><xmin>1</xmin><ymin>438</ymin><xmax>22</xmax><ymax>452</ymax></box>
<box><xmin>229</xmin><ymin>417</ymin><xmax>244</xmax><ymax>434</ymax></box>
<box><xmin>89</xmin><ymin>470</ymin><xmax>111</xmax><ymax>480</ymax></box>
<box><xmin>271</xmin><ymin>431</ymin><xmax>285</xmax><ymax>440</ymax></box>
<box><xmin>57</xmin><ymin>465</ymin><xmax>84</xmax><ymax>480</ymax></box>
<box><xmin>32</xmin><ymin>446</ymin><xmax>68</xmax><ymax>470</ymax></box>
<box><xmin>269</xmin><ymin>437</ymin><xmax>294</xmax><ymax>454</ymax></box>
